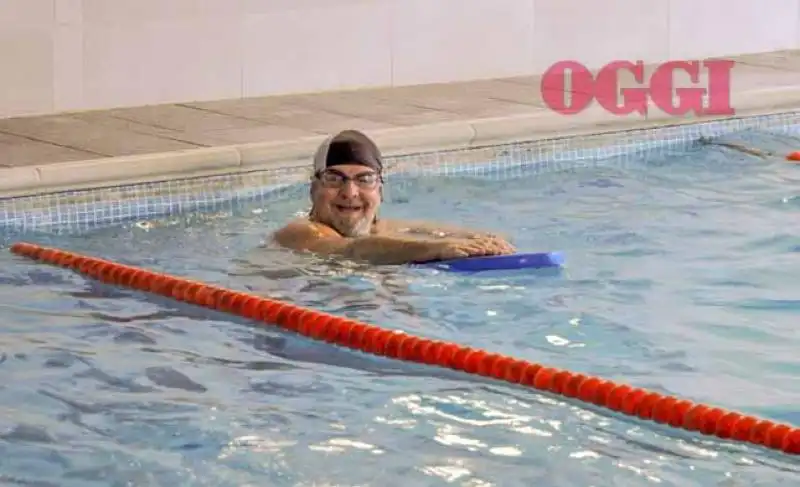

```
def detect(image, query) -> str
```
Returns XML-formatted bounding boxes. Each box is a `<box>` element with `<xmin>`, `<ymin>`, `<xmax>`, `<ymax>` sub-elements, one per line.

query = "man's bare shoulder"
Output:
<box><xmin>272</xmin><ymin>218</ymin><xmax>344</xmax><ymax>252</ymax></box>
<box><xmin>372</xmin><ymin>218</ymin><xmax>400</xmax><ymax>233</ymax></box>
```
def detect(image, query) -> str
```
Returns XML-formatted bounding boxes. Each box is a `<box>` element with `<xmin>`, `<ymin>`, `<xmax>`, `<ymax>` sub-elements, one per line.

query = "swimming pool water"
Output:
<box><xmin>1</xmin><ymin>129</ymin><xmax>799</xmax><ymax>486</ymax></box>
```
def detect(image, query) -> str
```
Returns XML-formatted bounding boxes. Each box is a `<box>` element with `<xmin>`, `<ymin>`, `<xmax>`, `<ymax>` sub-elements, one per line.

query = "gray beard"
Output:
<box><xmin>309</xmin><ymin>205</ymin><xmax>374</xmax><ymax>238</ymax></box>
<box><xmin>337</xmin><ymin>217</ymin><xmax>372</xmax><ymax>238</ymax></box>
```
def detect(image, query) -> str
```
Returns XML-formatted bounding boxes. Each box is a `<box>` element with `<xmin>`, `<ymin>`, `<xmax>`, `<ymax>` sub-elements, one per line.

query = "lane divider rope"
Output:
<box><xmin>10</xmin><ymin>241</ymin><xmax>800</xmax><ymax>455</ymax></box>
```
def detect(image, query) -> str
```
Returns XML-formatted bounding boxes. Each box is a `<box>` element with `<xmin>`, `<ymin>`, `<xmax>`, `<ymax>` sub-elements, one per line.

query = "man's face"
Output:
<box><xmin>311</xmin><ymin>164</ymin><xmax>382</xmax><ymax>237</ymax></box>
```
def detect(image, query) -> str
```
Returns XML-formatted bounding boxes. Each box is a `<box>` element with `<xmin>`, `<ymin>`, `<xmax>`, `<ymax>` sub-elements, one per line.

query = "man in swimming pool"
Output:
<box><xmin>272</xmin><ymin>129</ymin><xmax>516</xmax><ymax>265</ymax></box>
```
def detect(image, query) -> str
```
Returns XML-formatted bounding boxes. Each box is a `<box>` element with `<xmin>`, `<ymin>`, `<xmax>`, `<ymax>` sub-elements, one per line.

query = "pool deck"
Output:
<box><xmin>4</xmin><ymin>49</ymin><xmax>800</xmax><ymax>197</ymax></box>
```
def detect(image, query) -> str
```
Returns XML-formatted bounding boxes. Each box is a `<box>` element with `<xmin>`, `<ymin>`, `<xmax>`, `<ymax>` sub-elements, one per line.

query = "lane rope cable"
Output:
<box><xmin>10</xmin><ymin>241</ymin><xmax>799</xmax><ymax>456</ymax></box>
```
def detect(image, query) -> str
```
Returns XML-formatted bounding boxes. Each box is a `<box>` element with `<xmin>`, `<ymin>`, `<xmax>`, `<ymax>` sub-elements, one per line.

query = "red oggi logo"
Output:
<box><xmin>540</xmin><ymin>60</ymin><xmax>735</xmax><ymax>116</ymax></box>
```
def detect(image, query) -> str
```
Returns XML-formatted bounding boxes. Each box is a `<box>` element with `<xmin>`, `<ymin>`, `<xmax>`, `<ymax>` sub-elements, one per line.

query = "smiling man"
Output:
<box><xmin>271</xmin><ymin>129</ymin><xmax>515</xmax><ymax>265</ymax></box>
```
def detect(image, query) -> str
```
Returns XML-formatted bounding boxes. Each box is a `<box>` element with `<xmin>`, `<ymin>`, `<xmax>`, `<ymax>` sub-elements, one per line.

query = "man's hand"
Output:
<box><xmin>427</xmin><ymin>235</ymin><xmax>516</xmax><ymax>261</ymax></box>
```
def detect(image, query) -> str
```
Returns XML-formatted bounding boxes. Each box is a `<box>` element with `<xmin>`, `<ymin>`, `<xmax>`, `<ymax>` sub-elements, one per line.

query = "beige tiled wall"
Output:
<box><xmin>1</xmin><ymin>0</ymin><xmax>798</xmax><ymax>118</ymax></box>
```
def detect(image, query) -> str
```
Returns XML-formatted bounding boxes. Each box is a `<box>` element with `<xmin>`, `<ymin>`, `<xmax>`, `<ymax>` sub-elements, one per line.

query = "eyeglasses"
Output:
<box><xmin>316</xmin><ymin>169</ymin><xmax>381</xmax><ymax>189</ymax></box>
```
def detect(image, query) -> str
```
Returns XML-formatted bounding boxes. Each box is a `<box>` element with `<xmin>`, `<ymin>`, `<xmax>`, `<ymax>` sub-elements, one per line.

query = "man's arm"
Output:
<box><xmin>380</xmin><ymin>218</ymin><xmax>505</xmax><ymax>240</ymax></box>
<box><xmin>271</xmin><ymin>219</ymin><xmax>450</xmax><ymax>265</ymax></box>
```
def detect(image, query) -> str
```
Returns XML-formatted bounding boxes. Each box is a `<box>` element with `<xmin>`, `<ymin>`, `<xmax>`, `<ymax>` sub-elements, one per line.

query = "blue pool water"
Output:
<box><xmin>1</xmin><ymin>130</ymin><xmax>799</xmax><ymax>486</ymax></box>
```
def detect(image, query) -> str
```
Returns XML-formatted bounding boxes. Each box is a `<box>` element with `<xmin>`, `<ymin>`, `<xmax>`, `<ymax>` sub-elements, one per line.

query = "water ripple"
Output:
<box><xmin>1</xmin><ymin>131</ymin><xmax>799</xmax><ymax>485</ymax></box>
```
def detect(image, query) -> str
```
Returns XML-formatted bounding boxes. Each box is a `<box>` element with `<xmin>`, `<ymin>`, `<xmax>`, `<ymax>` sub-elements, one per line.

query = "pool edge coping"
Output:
<box><xmin>4</xmin><ymin>103</ymin><xmax>800</xmax><ymax>199</ymax></box>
